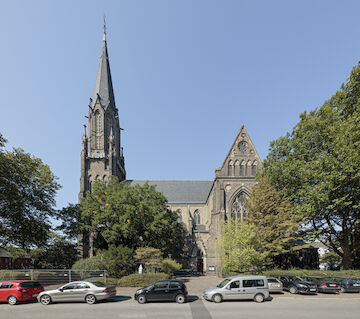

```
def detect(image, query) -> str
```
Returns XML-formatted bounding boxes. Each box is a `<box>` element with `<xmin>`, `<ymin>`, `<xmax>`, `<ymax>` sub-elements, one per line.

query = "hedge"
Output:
<box><xmin>117</xmin><ymin>273</ymin><xmax>169</xmax><ymax>287</ymax></box>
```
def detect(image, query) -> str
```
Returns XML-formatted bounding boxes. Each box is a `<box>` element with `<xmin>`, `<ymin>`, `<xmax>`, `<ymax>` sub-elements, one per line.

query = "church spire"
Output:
<box><xmin>91</xmin><ymin>22</ymin><xmax>115</xmax><ymax>110</ymax></box>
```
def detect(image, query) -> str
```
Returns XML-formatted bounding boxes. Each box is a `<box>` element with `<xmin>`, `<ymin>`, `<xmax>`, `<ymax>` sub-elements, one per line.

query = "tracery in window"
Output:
<box><xmin>231</xmin><ymin>192</ymin><xmax>247</xmax><ymax>221</ymax></box>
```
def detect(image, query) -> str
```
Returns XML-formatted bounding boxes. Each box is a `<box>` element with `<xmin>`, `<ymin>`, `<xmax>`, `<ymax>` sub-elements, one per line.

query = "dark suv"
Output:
<box><xmin>134</xmin><ymin>280</ymin><xmax>188</xmax><ymax>304</ymax></box>
<box><xmin>277</xmin><ymin>275</ymin><xmax>317</xmax><ymax>294</ymax></box>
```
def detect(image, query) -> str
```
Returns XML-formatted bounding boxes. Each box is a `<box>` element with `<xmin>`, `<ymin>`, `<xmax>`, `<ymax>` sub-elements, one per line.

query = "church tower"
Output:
<box><xmin>79</xmin><ymin>28</ymin><xmax>125</xmax><ymax>202</ymax></box>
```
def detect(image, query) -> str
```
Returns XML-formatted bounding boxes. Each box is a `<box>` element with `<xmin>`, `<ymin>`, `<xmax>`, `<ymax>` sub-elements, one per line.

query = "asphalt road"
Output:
<box><xmin>2</xmin><ymin>294</ymin><xmax>360</xmax><ymax>319</ymax></box>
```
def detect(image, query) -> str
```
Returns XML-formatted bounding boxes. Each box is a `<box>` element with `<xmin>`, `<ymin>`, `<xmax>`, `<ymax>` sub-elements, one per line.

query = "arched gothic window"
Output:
<box><xmin>193</xmin><ymin>210</ymin><xmax>200</xmax><ymax>225</ymax></box>
<box><xmin>178</xmin><ymin>212</ymin><xmax>182</xmax><ymax>223</ymax></box>
<box><xmin>251</xmin><ymin>160</ymin><xmax>258</xmax><ymax>176</ymax></box>
<box><xmin>95</xmin><ymin>111</ymin><xmax>102</xmax><ymax>132</ymax></box>
<box><xmin>231</xmin><ymin>192</ymin><xmax>247</xmax><ymax>221</ymax></box>
<box><xmin>245</xmin><ymin>160</ymin><xmax>252</xmax><ymax>176</ymax></box>
<box><xmin>240</xmin><ymin>160</ymin><xmax>245</xmax><ymax>176</ymax></box>
<box><xmin>228</xmin><ymin>160</ymin><xmax>233</xmax><ymax>176</ymax></box>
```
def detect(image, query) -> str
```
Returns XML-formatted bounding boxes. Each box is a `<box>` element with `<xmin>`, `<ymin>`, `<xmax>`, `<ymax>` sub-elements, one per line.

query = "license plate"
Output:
<box><xmin>329</xmin><ymin>284</ymin><xmax>336</xmax><ymax>287</ymax></box>
<box><xmin>32</xmin><ymin>294</ymin><xmax>38</xmax><ymax>297</ymax></box>
<box><xmin>353</xmin><ymin>284</ymin><xmax>360</xmax><ymax>287</ymax></box>
<box><xmin>310</xmin><ymin>289</ymin><xmax>316</xmax><ymax>291</ymax></box>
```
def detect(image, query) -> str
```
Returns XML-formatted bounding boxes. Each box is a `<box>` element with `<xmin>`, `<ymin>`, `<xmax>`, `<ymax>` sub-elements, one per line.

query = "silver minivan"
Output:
<box><xmin>203</xmin><ymin>275</ymin><xmax>269</xmax><ymax>303</ymax></box>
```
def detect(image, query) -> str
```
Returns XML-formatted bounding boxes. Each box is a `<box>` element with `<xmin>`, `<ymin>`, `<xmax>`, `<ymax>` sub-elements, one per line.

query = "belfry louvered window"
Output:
<box><xmin>95</xmin><ymin>111</ymin><xmax>102</xmax><ymax>149</ymax></box>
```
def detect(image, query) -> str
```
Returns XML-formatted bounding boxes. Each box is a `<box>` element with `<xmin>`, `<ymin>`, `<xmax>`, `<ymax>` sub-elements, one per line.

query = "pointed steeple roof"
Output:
<box><xmin>91</xmin><ymin>29</ymin><xmax>115</xmax><ymax>110</ymax></box>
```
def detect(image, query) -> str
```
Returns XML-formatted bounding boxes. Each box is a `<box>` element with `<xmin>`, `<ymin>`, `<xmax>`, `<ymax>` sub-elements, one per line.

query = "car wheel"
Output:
<box><xmin>7</xmin><ymin>296</ymin><xmax>18</xmax><ymax>305</ymax></box>
<box><xmin>137</xmin><ymin>294</ymin><xmax>146</xmax><ymax>304</ymax></box>
<box><xmin>340</xmin><ymin>287</ymin><xmax>345</xmax><ymax>293</ymax></box>
<box><xmin>176</xmin><ymin>294</ymin><xmax>185</xmax><ymax>304</ymax></box>
<box><xmin>85</xmin><ymin>294</ymin><xmax>97</xmax><ymax>305</ymax></box>
<box><xmin>212</xmin><ymin>294</ymin><xmax>222</xmax><ymax>303</ymax></box>
<box><xmin>289</xmin><ymin>286</ymin><xmax>298</xmax><ymax>294</ymax></box>
<box><xmin>40</xmin><ymin>294</ymin><xmax>52</xmax><ymax>305</ymax></box>
<box><xmin>254</xmin><ymin>293</ymin><xmax>265</xmax><ymax>303</ymax></box>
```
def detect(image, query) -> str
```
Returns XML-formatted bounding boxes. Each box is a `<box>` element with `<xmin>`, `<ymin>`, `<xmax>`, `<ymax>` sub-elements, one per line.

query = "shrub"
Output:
<box><xmin>135</xmin><ymin>247</ymin><xmax>163</xmax><ymax>272</ymax></box>
<box><xmin>118</xmin><ymin>273</ymin><xmax>169</xmax><ymax>287</ymax></box>
<box><xmin>72</xmin><ymin>245</ymin><xmax>134</xmax><ymax>278</ymax></box>
<box><xmin>0</xmin><ymin>270</ymin><xmax>28</xmax><ymax>280</ymax></box>
<box><xmin>161</xmin><ymin>258</ymin><xmax>181</xmax><ymax>275</ymax></box>
<box><xmin>72</xmin><ymin>254</ymin><xmax>106</xmax><ymax>272</ymax></box>
<box><xmin>101</xmin><ymin>245</ymin><xmax>134</xmax><ymax>277</ymax></box>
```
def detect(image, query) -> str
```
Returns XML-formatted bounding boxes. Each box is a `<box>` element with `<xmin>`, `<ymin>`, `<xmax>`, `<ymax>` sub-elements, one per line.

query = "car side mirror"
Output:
<box><xmin>59</xmin><ymin>288</ymin><xmax>64</xmax><ymax>292</ymax></box>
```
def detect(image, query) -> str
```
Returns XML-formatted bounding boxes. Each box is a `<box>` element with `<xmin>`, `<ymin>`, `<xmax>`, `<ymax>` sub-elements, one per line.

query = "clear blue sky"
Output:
<box><xmin>1</xmin><ymin>0</ymin><xmax>360</xmax><ymax>210</ymax></box>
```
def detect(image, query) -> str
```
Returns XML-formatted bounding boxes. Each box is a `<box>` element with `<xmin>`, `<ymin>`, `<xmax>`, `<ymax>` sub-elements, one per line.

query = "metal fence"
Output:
<box><xmin>0</xmin><ymin>269</ymin><xmax>107</xmax><ymax>287</ymax></box>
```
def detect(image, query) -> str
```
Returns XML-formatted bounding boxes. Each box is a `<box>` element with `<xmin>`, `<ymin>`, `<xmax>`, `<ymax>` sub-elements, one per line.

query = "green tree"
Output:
<box><xmin>55</xmin><ymin>203</ymin><xmax>79</xmax><ymax>239</ymax></box>
<box><xmin>0</xmin><ymin>134</ymin><xmax>60</xmax><ymax>249</ymax></box>
<box><xmin>72</xmin><ymin>245</ymin><xmax>134</xmax><ymax>278</ymax></box>
<box><xmin>320</xmin><ymin>251</ymin><xmax>341</xmax><ymax>270</ymax></box>
<box><xmin>31</xmin><ymin>234</ymin><xmax>77</xmax><ymax>269</ymax></box>
<box><xmin>217</xmin><ymin>219</ymin><xmax>266</xmax><ymax>274</ymax></box>
<box><xmin>246</xmin><ymin>176</ymin><xmax>304</xmax><ymax>264</ymax></box>
<box><xmin>135</xmin><ymin>247</ymin><xmax>163</xmax><ymax>272</ymax></box>
<box><xmin>79</xmin><ymin>179</ymin><xmax>185</xmax><ymax>257</ymax></box>
<box><xmin>161</xmin><ymin>258</ymin><xmax>182</xmax><ymax>275</ymax></box>
<box><xmin>264</xmin><ymin>63</ymin><xmax>360</xmax><ymax>269</ymax></box>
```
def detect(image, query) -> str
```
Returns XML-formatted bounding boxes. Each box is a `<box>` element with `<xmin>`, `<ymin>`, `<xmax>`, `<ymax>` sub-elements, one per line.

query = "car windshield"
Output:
<box><xmin>217</xmin><ymin>279</ymin><xmax>231</xmax><ymax>288</ymax></box>
<box><xmin>90</xmin><ymin>281</ymin><xmax>106</xmax><ymax>287</ymax></box>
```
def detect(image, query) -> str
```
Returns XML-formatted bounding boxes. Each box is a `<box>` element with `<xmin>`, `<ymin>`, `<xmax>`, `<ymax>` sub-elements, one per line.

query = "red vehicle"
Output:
<box><xmin>0</xmin><ymin>280</ymin><xmax>44</xmax><ymax>305</ymax></box>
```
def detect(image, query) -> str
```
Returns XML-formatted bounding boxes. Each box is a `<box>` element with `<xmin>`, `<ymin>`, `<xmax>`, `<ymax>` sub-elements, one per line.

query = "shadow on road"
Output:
<box><xmin>103</xmin><ymin>296</ymin><xmax>132</xmax><ymax>303</ymax></box>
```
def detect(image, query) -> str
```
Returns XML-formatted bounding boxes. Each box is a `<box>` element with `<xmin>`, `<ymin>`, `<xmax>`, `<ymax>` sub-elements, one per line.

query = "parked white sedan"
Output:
<box><xmin>38</xmin><ymin>281</ymin><xmax>116</xmax><ymax>305</ymax></box>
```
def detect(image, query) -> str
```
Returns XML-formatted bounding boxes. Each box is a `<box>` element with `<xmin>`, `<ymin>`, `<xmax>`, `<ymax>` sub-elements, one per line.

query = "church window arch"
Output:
<box><xmin>178</xmin><ymin>211</ymin><xmax>182</xmax><ymax>223</ymax></box>
<box><xmin>193</xmin><ymin>210</ymin><xmax>200</xmax><ymax>225</ymax></box>
<box><xmin>231</xmin><ymin>192</ymin><xmax>247</xmax><ymax>221</ymax></box>
<box><xmin>234</xmin><ymin>160</ymin><xmax>240</xmax><ymax>176</ymax></box>
<box><xmin>228</xmin><ymin>160</ymin><xmax>234</xmax><ymax>176</ymax></box>
<box><xmin>251</xmin><ymin>160</ymin><xmax>258</xmax><ymax>176</ymax></box>
<box><xmin>245</xmin><ymin>160</ymin><xmax>252</xmax><ymax>176</ymax></box>
<box><xmin>240</xmin><ymin>160</ymin><xmax>245</xmax><ymax>176</ymax></box>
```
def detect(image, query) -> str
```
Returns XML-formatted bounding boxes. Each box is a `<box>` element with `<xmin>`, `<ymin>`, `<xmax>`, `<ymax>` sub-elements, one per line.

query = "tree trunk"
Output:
<box><xmin>341</xmin><ymin>248</ymin><xmax>354</xmax><ymax>270</ymax></box>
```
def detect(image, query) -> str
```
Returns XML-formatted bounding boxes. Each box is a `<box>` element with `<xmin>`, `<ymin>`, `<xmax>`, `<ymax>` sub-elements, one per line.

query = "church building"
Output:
<box><xmin>78</xmin><ymin>31</ymin><xmax>262</xmax><ymax>274</ymax></box>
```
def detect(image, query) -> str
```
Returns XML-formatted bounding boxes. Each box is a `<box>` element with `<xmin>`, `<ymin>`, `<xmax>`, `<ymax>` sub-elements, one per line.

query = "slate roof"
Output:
<box><xmin>128</xmin><ymin>180</ymin><xmax>214</xmax><ymax>204</ymax></box>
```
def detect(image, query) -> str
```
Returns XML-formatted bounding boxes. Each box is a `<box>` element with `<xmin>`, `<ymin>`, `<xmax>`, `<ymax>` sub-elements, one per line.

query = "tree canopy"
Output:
<box><xmin>55</xmin><ymin>203</ymin><xmax>79</xmax><ymax>240</ymax></box>
<box><xmin>0</xmin><ymin>134</ymin><xmax>60</xmax><ymax>249</ymax></box>
<box><xmin>264</xmin><ymin>63</ymin><xmax>360</xmax><ymax>269</ymax></box>
<box><xmin>79</xmin><ymin>179</ymin><xmax>185</xmax><ymax>257</ymax></box>
<box><xmin>217</xmin><ymin>219</ymin><xmax>266</xmax><ymax>274</ymax></box>
<box><xmin>246</xmin><ymin>176</ymin><xmax>304</xmax><ymax>262</ymax></box>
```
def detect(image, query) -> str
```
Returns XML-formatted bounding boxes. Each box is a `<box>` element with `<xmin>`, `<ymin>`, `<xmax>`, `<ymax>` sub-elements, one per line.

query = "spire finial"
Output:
<box><xmin>103</xmin><ymin>15</ymin><xmax>107</xmax><ymax>41</ymax></box>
